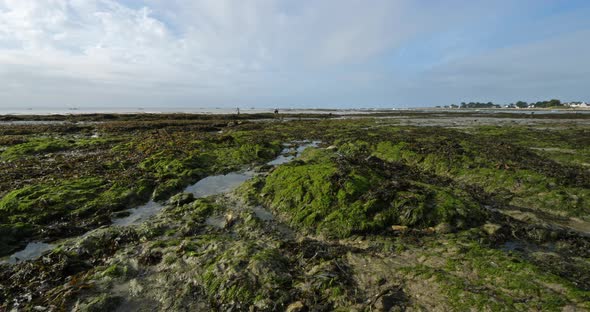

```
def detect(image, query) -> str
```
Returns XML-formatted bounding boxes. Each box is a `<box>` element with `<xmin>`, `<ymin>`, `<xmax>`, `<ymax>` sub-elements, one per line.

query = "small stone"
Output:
<box><xmin>373</xmin><ymin>287</ymin><xmax>407</xmax><ymax>312</ymax></box>
<box><xmin>326</xmin><ymin>145</ymin><xmax>338</xmax><ymax>150</ymax></box>
<box><xmin>138</xmin><ymin>250</ymin><xmax>163</xmax><ymax>266</ymax></box>
<box><xmin>286</xmin><ymin>301</ymin><xmax>305</xmax><ymax>312</ymax></box>
<box><xmin>391</xmin><ymin>225</ymin><xmax>408</xmax><ymax>233</ymax></box>
<box><xmin>129</xmin><ymin>279</ymin><xmax>143</xmax><ymax>297</ymax></box>
<box><xmin>482</xmin><ymin>223</ymin><xmax>502</xmax><ymax>236</ymax></box>
<box><xmin>169</xmin><ymin>192</ymin><xmax>195</xmax><ymax>206</ymax></box>
<box><xmin>435</xmin><ymin>223</ymin><xmax>453</xmax><ymax>234</ymax></box>
<box><xmin>224</xmin><ymin>212</ymin><xmax>236</xmax><ymax>228</ymax></box>
<box><xmin>423</xmin><ymin>227</ymin><xmax>436</xmax><ymax>234</ymax></box>
<box><xmin>374</xmin><ymin>294</ymin><xmax>396</xmax><ymax>312</ymax></box>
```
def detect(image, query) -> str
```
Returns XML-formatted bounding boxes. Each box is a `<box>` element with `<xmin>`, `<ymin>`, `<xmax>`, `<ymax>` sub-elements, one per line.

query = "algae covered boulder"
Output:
<box><xmin>258</xmin><ymin>148</ymin><xmax>486</xmax><ymax>238</ymax></box>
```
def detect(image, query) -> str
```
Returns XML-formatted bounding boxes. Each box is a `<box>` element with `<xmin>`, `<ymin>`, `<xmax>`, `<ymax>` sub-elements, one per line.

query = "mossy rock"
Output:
<box><xmin>1</xmin><ymin>137</ymin><xmax>115</xmax><ymax>160</ymax></box>
<box><xmin>199</xmin><ymin>241</ymin><xmax>293</xmax><ymax>309</ymax></box>
<box><xmin>77</xmin><ymin>294</ymin><xmax>123</xmax><ymax>312</ymax></box>
<box><xmin>0</xmin><ymin>178</ymin><xmax>153</xmax><ymax>225</ymax></box>
<box><xmin>259</xmin><ymin>149</ymin><xmax>486</xmax><ymax>238</ymax></box>
<box><xmin>0</xmin><ymin>177</ymin><xmax>107</xmax><ymax>224</ymax></box>
<box><xmin>0</xmin><ymin>223</ymin><xmax>34</xmax><ymax>256</ymax></box>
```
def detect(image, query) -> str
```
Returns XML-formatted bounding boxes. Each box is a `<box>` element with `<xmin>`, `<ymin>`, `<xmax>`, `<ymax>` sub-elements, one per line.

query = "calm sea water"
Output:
<box><xmin>0</xmin><ymin>106</ymin><xmax>588</xmax><ymax>115</ymax></box>
<box><xmin>0</xmin><ymin>106</ymin><xmax>388</xmax><ymax>115</ymax></box>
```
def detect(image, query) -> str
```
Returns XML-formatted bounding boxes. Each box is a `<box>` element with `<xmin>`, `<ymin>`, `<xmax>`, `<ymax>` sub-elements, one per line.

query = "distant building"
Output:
<box><xmin>570</xmin><ymin>102</ymin><xmax>589</xmax><ymax>108</ymax></box>
<box><xmin>573</xmin><ymin>102</ymin><xmax>590</xmax><ymax>108</ymax></box>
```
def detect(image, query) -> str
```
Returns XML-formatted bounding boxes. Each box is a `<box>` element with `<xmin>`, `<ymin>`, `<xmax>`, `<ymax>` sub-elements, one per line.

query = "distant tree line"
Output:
<box><xmin>437</xmin><ymin>99</ymin><xmax>567</xmax><ymax>109</ymax></box>
<box><xmin>459</xmin><ymin>102</ymin><xmax>501</xmax><ymax>109</ymax></box>
<box><xmin>525</xmin><ymin>99</ymin><xmax>562</xmax><ymax>108</ymax></box>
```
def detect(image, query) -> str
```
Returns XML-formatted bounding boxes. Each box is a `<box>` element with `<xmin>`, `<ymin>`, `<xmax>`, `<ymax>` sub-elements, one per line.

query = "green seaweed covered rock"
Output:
<box><xmin>258</xmin><ymin>148</ymin><xmax>486</xmax><ymax>238</ymax></box>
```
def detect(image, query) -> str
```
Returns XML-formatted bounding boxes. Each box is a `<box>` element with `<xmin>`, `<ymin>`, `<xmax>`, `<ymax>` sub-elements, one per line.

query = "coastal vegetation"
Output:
<box><xmin>0</xmin><ymin>111</ymin><xmax>589</xmax><ymax>310</ymax></box>
<box><xmin>442</xmin><ymin>99</ymin><xmax>587</xmax><ymax>109</ymax></box>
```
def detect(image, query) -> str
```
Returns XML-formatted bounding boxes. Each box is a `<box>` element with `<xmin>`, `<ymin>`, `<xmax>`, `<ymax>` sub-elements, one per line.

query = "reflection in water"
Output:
<box><xmin>266</xmin><ymin>148</ymin><xmax>293</xmax><ymax>165</ymax></box>
<box><xmin>266</xmin><ymin>141</ymin><xmax>321</xmax><ymax>166</ymax></box>
<box><xmin>253</xmin><ymin>206</ymin><xmax>274</xmax><ymax>221</ymax></box>
<box><xmin>185</xmin><ymin>172</ymin><xmax>254</xmax><ymax>198</ymax></box>
<box><xmin>112</xmin><ymin>201</ymin><xmax>163</xmax><ymax>226</ymax></box>
<box><xmin>3</xmin><ymin>242</ymin><xmax>54</xmax><ymax>264</ymax></box>
<box><xmin>205</xmin><ymin>216</ymin><xmax>227</xmax><ymax>229</ymax></box>
<box><xmin>4</xmin><ymin>140</ymin><xmax>322</xmax><ymax>264</ymax></box>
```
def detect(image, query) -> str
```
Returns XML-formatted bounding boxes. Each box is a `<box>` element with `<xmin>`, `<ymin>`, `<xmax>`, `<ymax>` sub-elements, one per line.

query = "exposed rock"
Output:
<box><xmin>169</xmin><ymin>192</ymin><xmax>195</xmax><ymax>206</ymax></box>
<box><xmin>138</xmin><ymin>250</ymin><xmax>163</xmax><ymax>266</ymax></box>
<box><xmin>286</xmin><ymin>301</ymin><xmax>305</xmax><ymax>312</ymax></box>
<box><xmin>482</xmin><ymin>223</ymin><xmax>502</xmax><ymax>236</ymax></box>
<box><xmin>391</xmin><ymin>225</ymin><xmax>409</xmax><ymax>233</ymax></box>
<box><xmin>224</xmin><ymin>212</ymin><xmax>236</xmax><ymax>228</ymax></box>
<box><xmin>435</xmin><ymin>222</ymin><xmax>453</xmax><ymax>234</ymax></box>
<box><xmin>373</xmin><ymin>287</ymin><xmax>407</xmax><ymax>312</ymax></box>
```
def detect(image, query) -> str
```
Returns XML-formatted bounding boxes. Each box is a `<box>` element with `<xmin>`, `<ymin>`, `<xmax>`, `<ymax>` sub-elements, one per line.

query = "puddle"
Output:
<box><xmin>253</xmin><ymin>206</ymin><xmax>274</xmax><ymax>221</ymax></box>
<box><xmin>295</xmin><ymin>140</ymin><xmax>321</xmax><ymax>155</ymax></box>
<box><xmin>501</xmin><ymin>240</ymin><xmax>531</xmax><ymax>252</ymax></box>
<box><xmin>497</xmin><ymin>207</ymin><xmax>590</xmax><ymax>238</ymax></box>
<box><xmin>500</xmin><ymin>240</ymin><xmax>556</xmax><ymax>254</ymax></box>
<box><xmin>266</xmin><ymin>141</ymin><xmax>321</xmax><ymax>166</ymax></box>
<box><xmin>113</xmin><ymin>172</ymin><xmax>254</xmax><ymax>227</ymax></box>
<box><xmin>275</xmin><ymin>224</ymin><xmax>296</xmax><ymax>239</ymax></box>
<box><xmin>4</xmin><ymin>140</ymin><xmax>319</xmax><ymax>264</ymax></box>
<box><xmin>559</xmin><ymin>218</ymin><xmax>590</xmax><ymax>237</ymax></box>
<box><xmin>267</xmin><ymin>155</ymin><xmax>294</xmax><ymax>165</ymax></box>
<box><xmin>112</xmin><ymin>201</ymin><xmax>164</xmax><ymax>226</ymax></box>
<box><xmin>185</xmin><ymin>171</ymin><xmax>254</xmax><ymax>197</ymax></box>
<box><xmin>2</xmin><ymin>242</ymin><xmax>54</xmax><ymax>264</ymax></box>
<box><xmin>267</xmin><ymin>148</ymin><xmax>294</xmax><ymax>165</ymax></box>
<box><xmin>205</xmin><ymin>215</ymin><xmax>227</xmax><ymax>229</ymax></box>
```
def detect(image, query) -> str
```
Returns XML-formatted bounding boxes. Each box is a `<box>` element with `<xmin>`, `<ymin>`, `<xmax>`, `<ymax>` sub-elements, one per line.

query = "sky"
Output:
<box><xmin>0</xmin><ymin>0</ymin><xmax>589</xmax><ymax>109</ymax></box>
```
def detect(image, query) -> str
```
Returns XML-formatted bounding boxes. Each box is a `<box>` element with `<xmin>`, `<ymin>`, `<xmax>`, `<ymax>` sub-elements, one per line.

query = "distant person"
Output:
<box><xmin>274</xmin><ymin>108</ymin><xmax>279</xmax><ymax>115</ymax></box>
<box><xmin>236</xmin><ymin>107</ymin><xmax>240</xmax><ymax>116</ymax></box>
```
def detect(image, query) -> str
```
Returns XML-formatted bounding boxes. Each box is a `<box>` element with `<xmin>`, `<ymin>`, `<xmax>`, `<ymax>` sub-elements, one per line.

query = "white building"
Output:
<box><xmin>569</xmin><ymin>102</ymin><xmax>589</xmax><ymax>108</ymax></box>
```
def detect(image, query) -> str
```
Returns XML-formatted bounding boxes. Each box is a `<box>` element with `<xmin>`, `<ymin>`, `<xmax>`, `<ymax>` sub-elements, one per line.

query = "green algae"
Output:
<box><xmin>1</xmin><ymin>137</ymin><xmax>117</xmax><ymax>160</ymax></box>
<box><xmin>365</xmin><ymin>129</ymin><xmax>590</xmax><ymax>218</ymax></box>
<box><xmin>200</xmin><ymin>242</ymin><xmax>291</xmax><ymax>307</ymax></box>
<box><xmin>0</xmin><ymin>177</ymin><xmax>152</xmax><ymax>256</ymax></box>
<box><xmin>0</xmin><ymin>223</ymin><xmax>34</xmax><ymax>256</ymax></box>
<box><xmin>77</xmin><ymin>294</ymin><xmax>124</xmax><ymax>312</ymax></box>
<box><xmin>0</xmin><ymin>178</ymin><xmax>153</xmax><ymax>224</ymax></box>
<box><xmin>132</xmin><ymin>134</ymin><xmax>281</xmax><ymax>199</ymax></box>
<box><xmin>1</xmin><ymin>113</ymin><xmax>589</xmax><ymax>311</ymax></box>
<box><xmin>402</xmin><ymin>239</ymin><xmax>590</xmax><ymax>311</ymax></box>
<box><xmin>0</xmin><ymin>177</ymin><xmax>107</xmax><ymax>224</ymax></box>
<box><xmin>256</xmin><ymin>147</ymin><xmax>486</xmax><ymax>238</ymax></box>
<box><xmin>1</xmin><ymin>138</ymin><xmax>72</xmax><ymax>160</ymax></box>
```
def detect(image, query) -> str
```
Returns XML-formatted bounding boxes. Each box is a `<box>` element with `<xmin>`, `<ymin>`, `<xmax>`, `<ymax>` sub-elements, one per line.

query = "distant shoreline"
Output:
<box><xmin>1</xmin><ymin>107</ymin><xmax>589</xmax><ymax>117</ymax></box>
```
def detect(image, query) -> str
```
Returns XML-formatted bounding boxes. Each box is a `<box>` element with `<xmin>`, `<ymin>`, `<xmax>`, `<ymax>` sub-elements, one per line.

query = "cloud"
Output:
<box><xmin>408</xmin><ymin>29</ymin><xmax>590</xmax><ymax>103</ymax></box>
<box><xmin>0</xmin><ymin>0</ymin><xmax>588</xmax><ymax>108</ymax></box>
<box><xmin>1</xmin><ymin>0</ymin><xmax>423</xmax><ymax>107</ymax></box>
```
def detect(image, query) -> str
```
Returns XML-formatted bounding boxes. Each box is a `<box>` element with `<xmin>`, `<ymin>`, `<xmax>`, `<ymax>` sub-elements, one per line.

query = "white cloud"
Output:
<box><xmin>0</xmin><ymin>0</ymin><xmax>587</xmax><ymax>108</ymax></box>
<box><xmin>3</xmin><ymin>0</ymin><xmax>426</xmax><ymax>107</ymax></box>
<box><xmin>412</xmin><ymin>29</ymin><xmax>590</xmax><ymax>103</ymax></box>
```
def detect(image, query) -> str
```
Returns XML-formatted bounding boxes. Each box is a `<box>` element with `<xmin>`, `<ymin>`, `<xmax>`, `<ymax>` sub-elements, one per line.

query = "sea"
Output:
<box><xmin>0</xmin><ymin>106</ymin><xmax>588</xmax><ymax>116</ymax></box>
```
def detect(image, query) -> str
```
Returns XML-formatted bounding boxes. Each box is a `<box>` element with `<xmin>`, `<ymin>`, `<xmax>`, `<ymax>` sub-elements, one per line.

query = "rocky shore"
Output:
<box><xmin>1</xmin><ymin>111</ymin><xmax>589</xmax><ymax>311</ymax></box>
